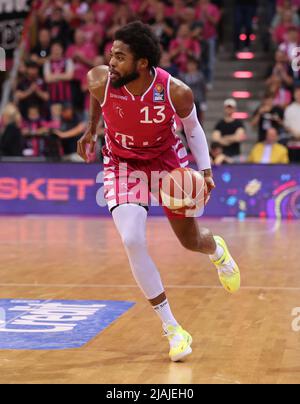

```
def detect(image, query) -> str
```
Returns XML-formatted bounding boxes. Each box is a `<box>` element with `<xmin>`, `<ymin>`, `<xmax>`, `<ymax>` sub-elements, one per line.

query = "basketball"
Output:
<box><xmin>160</xmin><ymin>167</ymin><xmax>208</xmax><ymax>215</ymax></box>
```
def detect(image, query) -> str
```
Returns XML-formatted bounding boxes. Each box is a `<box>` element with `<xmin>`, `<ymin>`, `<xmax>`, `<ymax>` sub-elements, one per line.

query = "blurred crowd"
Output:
<box><xmin>0</xmin><ymin>0</ymin><xmax>299</xmax><ymax>165</ymax></box>
<box><xmin>249</xmin><ymin>0</ymin><xmax>300</xmax><ymax>164</ymax></box>
<box><xmin>0</xmin><ymin>0</ymin><xmax>223</xmax><ymax>162</ymax></box>
<box><xmin>210</xmin><ymin>0</ymin><xmax>300</xmax><ymax>166</ymax></box>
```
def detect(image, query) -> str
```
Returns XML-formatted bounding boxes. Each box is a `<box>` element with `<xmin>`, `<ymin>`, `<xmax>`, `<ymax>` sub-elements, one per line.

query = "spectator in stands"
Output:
<box><xmin>265</xmin><ymin>49</ymin><xmax>293</xmax><ymax>88</ymax></box>
<box><xmin>15</xmin><ymin>61</ymin><xmax>49</xmax><ymax>119</ymax></box>
<box><xmin>0</xmin><ymin>104</ymin><xmax>23</xmax><ymax>157</ymax></box>
<box><xmin>54</xmin><ymin>104</ymin><xmax>85</xmax><ymax>162</ymax></box>
<box><xmin>44</xmin><ymin>42</ymin><xmax>74</xmax><ymax>116</ymax></box>
<box><xmin>81</xmin><ymin>10</ymin><xmax>104</xmax><ymax>47</ymax></box>
<box><xmin>36</xmin><ymin>0</ymin><xmax>64</xmax><ymax>21</ymax></box>
<box><xmin>149</xmin><ymin>2</ymin><xmax>175</xmax><ymax>50</ymax></box>
<box><xmin>284</xmin><ymin>86</ymin><xmax>300</xmax><ymax>139</ymax></box>
<box><xmin>212</xmin><ymin>98</ymin><xmax>246</xmax><ymax>158</ymax></box>
<box><xmin>251</xmin><ymin>95</ymin><xmax>285</xmax><ymax>142</ymax></box>
<box><xmin>272</xmin><ymin>1</ymin><xmax>300</xmax><ymax>30</ymax></box>
<box><xmin>66</xmin><ymin>29</ymin><xmax>97</xmax><ymax>72</ymax></box>
<box><xmin>248</xmin><ymin>127</ymin><xmax>289</xmax><ymax>163</ymax></box>
<box><xmin>195</xmin><ymin>0</ymin><xmax>221</xmax><ymax>87</ymax></box>
<box><xmin>160</xmin><ymin>51</ymin><xmax>179</xmax><ymax>77</ymax></box>
<box><xmin>210</xmin><ymin>142</ymin><xmax>233</xmax><ymax>165</ymax></box>
<box><xmin>179</xmin><ymin>56</ymin><xmax>206</xmax><ymax>123</ymax></box>
<box><xmin>111</xmin><ymin>3</ymin><xmax>135</xmax><ymax>27</ymax></box>
<box><xmin>181</xmin><ymin>6</ymin><xmax>198</xmax><ymax>27</ymax></box>
<box><xmin>44</xmin><ymin>7</ymin><xmax>71</xmax><ymax>47</ymax></box>
<box><xmin>21</xmin><ymin>105</ymin><xmax>48</xmax><ymax>157</ymax></box>
<box><xmin>233</xmin><ymin>0</ymin><xmax>257</xmax><ymax>51</ymax></box>
<box><xmin>276</xmin><ymin>0</ymin><xmax>300</xmax><ymax>14</ymax></box>
<box><xmin>63</xmin><ymin>0</ymin><xmax>89</xmax><ymax>30</ymax></box>
<box><xmin>272</xmin><ymin>9</ymin><xmax>299</xmax><ymax>45</ymax></box>
<box><xmin>267</xmin><ymin>75</ymin><xmax>292</xmax><ymax>108</ymax></box>
<box><xmin>30</xmin><ymin>29</ymin><xmax>51</xmax><ymax>69</ymax></box>
<box><xmin>182</xmin><ymin>6</ymin><xmax>204</xmax><ymax>42</ymax></box>
<box><xmin>92</xmin><ymin>0</ymin><xmax>116</xmax><ymax>27</ymax></box>
<box><xmin>139</xmin><ymin>0</ymin><xmax>164</xmax><ymax>23</ymax></box>
<box><xmin>279</xmin><ymin>26</ymin><xmax>300</xmax><ymax>62</ymax></box>
<box><xmin>169</xmin><ymin>24</ymin><xmax>201</xmax><ymax>72</ymax></box>
<box><xmin>48</xmin><ymin>103</ymin><xmax>62</xmax><ymax>131</ymax></box>
<box><xmin>171</xmin><ymin>0</ymin><xmax>186</xmax><ymax>26</ymax></box>
<box><xmin>66</xmin><ymin>29</ymin><xmax>97</xmax><ymax>110</ymax></box>
<box><xmin>284</xmin><ymin>87</ymin><xmax>300</xmax><ymax>162</ymax></box>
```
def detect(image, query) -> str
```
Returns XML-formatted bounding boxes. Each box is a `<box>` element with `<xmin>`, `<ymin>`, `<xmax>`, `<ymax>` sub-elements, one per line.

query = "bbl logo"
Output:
<box><xmin>153</xmin><ymin>83</ymin><xmax>165</xmax><ymax>102</ymax></box>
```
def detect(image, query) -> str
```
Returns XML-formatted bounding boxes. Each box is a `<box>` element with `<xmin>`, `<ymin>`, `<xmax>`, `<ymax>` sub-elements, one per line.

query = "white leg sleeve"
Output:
<box><xmin>112</xmin><ymin>204</ymin><xmax>165</xmax><ymax>300</ymax></box>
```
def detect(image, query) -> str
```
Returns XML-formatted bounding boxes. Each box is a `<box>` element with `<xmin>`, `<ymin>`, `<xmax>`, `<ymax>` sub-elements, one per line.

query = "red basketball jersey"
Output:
<box><xmin>101</xmin><ymin>67</ymin><xmax>178</xmax><ymax>160</ymax></box>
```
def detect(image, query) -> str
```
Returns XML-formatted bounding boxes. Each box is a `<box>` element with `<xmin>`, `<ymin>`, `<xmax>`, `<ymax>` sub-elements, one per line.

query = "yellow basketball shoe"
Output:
<box><xmin>210</xmin><ymin>236</ymin><xmax>241</xmax><ymax>293</ymax></box>
<box><xmin>163</xmin><ymin>323</ymin><xmax>193</xmax><ymax>362</ymax></box>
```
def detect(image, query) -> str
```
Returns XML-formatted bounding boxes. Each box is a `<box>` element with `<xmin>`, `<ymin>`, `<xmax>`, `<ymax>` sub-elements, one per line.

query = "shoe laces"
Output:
<box><xmin>163</xmin><ymin>325</ymin><xmax>177</xmax><ymax>337</ymax></box>
<box><xmin>163</xmin><ymin>324</ymin><xmax>183</xmax><ymax>344</ymax></box>
<box><xmin>216</xmin><ymin>258</ymin><xmax>236</xmax><ymax>276</ymax></box>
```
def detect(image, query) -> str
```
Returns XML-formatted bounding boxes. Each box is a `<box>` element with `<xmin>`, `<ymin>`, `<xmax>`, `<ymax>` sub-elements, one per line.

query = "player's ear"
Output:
<box><xmin>138</xmin><ymin>58</ymin><xmax>149</xmax><ymax>70</ymax></box>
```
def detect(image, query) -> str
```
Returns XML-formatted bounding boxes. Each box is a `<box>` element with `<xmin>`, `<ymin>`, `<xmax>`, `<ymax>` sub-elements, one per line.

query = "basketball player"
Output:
<box><xmin>78</xmin><ymin>22</ymin><xmax>240</xmax><ymax>362</ymax></box>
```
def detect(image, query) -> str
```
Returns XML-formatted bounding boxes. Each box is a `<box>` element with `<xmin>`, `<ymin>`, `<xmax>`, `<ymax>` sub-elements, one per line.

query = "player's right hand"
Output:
<box><xmin>77</xmin><ymin>129</ymin><xmax>97</xmax><ymax>163</ymax></box>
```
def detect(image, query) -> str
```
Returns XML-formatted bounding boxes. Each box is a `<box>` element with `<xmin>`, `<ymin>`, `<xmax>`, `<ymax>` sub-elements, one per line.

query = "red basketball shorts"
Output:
<box><xmin>102</xmin><ymin>139</ymin><xmax>189</xmax><ymax>218</ymax></box>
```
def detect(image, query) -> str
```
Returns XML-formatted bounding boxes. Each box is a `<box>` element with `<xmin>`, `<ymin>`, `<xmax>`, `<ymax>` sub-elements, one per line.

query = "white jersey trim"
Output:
<box><xmin>141</xmin><ymin>67</ymin><xmax>157</xmax><ymax>101</ymax></box>
<box><xmin>167</xmin><ymin>74</ymin><xmax>176</xmax><ymax>113</ymax></box>
<box><xmin>100</xmin><ymin>74</ymin><xmax>111</xmax><ymax>108</ymax></box>
<box><xmin>124</xmin><ymin>86</ymin><xmax>135</xmax><ymax>101</ymax></box>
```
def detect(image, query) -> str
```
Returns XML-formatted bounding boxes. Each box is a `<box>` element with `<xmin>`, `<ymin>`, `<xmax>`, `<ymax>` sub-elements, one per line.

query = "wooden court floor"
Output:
<box><xmin>0</xmin><ymin>215</ymin><xmax>299</xmax><ymax>384</ymax></box>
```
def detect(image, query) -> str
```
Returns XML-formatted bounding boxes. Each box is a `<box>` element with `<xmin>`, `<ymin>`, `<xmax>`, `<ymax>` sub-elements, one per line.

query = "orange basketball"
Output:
<box><xmin>160</xmin><ymin>167</ymin><xmax>208</xmax><ymax>215</ymax></box>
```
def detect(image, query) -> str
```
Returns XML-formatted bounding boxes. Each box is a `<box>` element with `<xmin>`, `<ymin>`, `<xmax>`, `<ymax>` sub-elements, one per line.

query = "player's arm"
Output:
<box><xmin>170</xmin><ymin>77</ymin><xmax>215</xmax><ymax>194</ymax></box>
<box><xmin>77</xmin><ymin>65</ymin><xmax>108</xmax><ymax>162</ymax></box>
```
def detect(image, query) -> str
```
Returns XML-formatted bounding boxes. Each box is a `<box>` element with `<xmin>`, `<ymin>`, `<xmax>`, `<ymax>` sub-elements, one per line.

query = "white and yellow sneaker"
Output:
<box><xmin>211</xmin><ymin>236</ymin><xmax>241</xmax><ymax>293</ymax></box>
<box><xmin>163</xmin><ymin>323</ymin><xmax>193</xmax><ymax>362</ymax></box>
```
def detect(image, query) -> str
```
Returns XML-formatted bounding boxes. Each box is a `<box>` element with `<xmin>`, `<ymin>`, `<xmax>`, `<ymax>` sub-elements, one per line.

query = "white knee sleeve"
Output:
<box><xmin>112</xmin><ymin>204</ymin><xmax>165</xmax><ymax>299</ymax></box>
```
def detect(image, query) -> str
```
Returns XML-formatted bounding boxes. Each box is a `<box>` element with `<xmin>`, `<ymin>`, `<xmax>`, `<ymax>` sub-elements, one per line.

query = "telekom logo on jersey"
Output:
<box><xmin>115</xmin><ymin>133</ymin><xmax>134</xmax><ymax>148</ymax></box>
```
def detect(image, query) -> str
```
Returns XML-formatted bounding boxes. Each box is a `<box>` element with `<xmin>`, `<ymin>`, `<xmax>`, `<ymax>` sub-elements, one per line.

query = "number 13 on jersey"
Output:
<box><xmin>140</xmin><ymin>106</ymin><xmax>166</xmax><ymax>124</ymax></box>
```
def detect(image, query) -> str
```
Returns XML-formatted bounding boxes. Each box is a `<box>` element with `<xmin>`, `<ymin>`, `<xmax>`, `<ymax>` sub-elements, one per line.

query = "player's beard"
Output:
<box><xmin>110</xmin><ymin>68</ymin><xmax>140</xmax><ymax>89</ymax></box>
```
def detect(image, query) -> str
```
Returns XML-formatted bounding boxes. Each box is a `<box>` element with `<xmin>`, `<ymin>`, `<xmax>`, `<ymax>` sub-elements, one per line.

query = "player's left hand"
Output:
<box><xmin>202</xmin><ymin>169</ymin><xmax>216</xmax><ymax>205</ymax></box>
<box><xmin>77</xmin><ymin>129</ymin><xmax>97</xmax><ymax>163</ymax></box>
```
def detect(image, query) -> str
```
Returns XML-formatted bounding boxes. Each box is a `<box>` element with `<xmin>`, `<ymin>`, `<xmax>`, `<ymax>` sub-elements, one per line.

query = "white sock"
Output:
<box><xmin>153</xmin><ymin>299</ymin><xmax>179</xmax><ymax>328</ymax></box>
<box><xmin>210</xmin><ymin>243</ymin><xmax>224</xmax><ymax>262</ymax></box>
